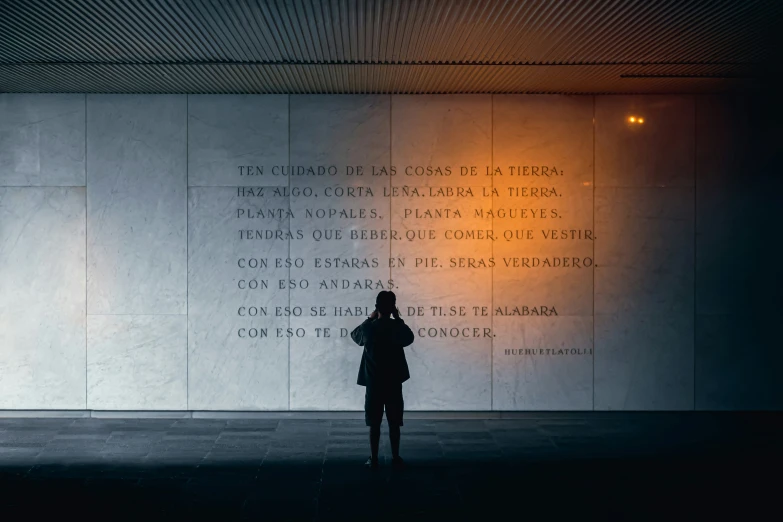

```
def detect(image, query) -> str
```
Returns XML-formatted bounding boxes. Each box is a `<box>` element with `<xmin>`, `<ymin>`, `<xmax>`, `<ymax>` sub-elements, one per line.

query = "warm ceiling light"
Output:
<box><xmin>628</xmin><ymin>116</ymin><xmax>636</xmax><ymax>123</ymax></box>
<box><xmin>638</xmin><ymin>117</ymin><xmax>644</xmax><ymax>123</ymax></box>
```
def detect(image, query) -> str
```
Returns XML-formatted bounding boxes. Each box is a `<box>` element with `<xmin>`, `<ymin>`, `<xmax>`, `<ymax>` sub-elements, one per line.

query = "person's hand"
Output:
<box><xmin>391</xmin><ymin>307</ymin><xmax>400</xmax><ymax>319</ymax></box>
<box><xmin>370</xmin><ymin>309</ymin><xmax>380</xmax><ymax>320</ymax></box>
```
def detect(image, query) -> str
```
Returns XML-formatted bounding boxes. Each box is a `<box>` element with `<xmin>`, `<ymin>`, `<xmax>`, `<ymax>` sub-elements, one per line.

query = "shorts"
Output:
<box><xmin>364</xmin><ymin>383</ymin><xmax>404</xmax><ymax>427</ymax></box>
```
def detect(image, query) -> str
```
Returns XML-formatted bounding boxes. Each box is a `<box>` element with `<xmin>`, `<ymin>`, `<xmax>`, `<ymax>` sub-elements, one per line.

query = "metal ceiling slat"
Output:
<box><xmin>392</xmin><ymin>0</ymin><xmax>413</xmax><ymax>64</ymax></box>
<box><xmin>254</xmin><ymin>1</ymin><xmax>295</xmax><ymax>61</ymax></box>
<box><xmin>528</xmin><ymin>0</ymin><xmax>595</xmax><ymax>64</ymax></box>
<box><xmin>591</xmin><ymin>0</ymin><xmax>684</xmax><ymax>62</ymax></box>
<box><xmin>0</xmin><ymin>2</ymin><xmax>61</xmax><ymax>62</ymax></box>
<box><xmin>0</xmin><ymin>7</ymin><xmax>50</xmax><ymax>63</ymax></box>
<box><xmin>354</xmin><ymin>0</ymin><xmax>364</xmax><ymax>63</ymax></box>
<box><xmin>401</xmin><ymin>0</ymin><xmax>430</xmax><ymax>64</ymax></box>
<box><xmin>348</xmin><ymin>0</ymin><xmax>359</xmax><ymax>64</ymax></box>
<box><xmin>558</xmin><ymin>0</ymin><xmax>645</xmax><ymax>63</ymax></box>
<box><xmin>275</xmin><ymin>0</ymin><xmax>310</xmax><ymax>63</ymax></box>
<box><xmin>164</xmin><ymin>0</ymin><xmax>226</xmax><ymax>61</ymax></box>
<box><xmin>183</xmin><ymin>0</ymin><xmax>238</xmax><ymax>60</ymax></box>
<box><xmin>223</xmin><ymin>1</ymin><xmax>271</xmax><ymax>61</ymax></box>
<box><xmin>306</xmin><ymin>0</ymin><xmax>331</xmax><ymax>62</ymax></box>
<box><xmin>539</xmin><ymin>0</ymin><xmax>616</xmax><ymax>63</ymax></box>
<box><xmin>482</xmin><ymin>0</ymin><xmax>541</xmax><ymax>63</ymax></box>
<box><xmin>335</xmin><ymin>0</ymin><xmax>350</xmax><ymax>63</ymax></box>
<box><xmin>296</xmin><ymin>0</ymin><xmax>325</xmax><ymax>63</ymax></box>
<box><xmin>534</xmin><ymin>0</ymin><xmax>598</xmax><ymax>64</ymax></box>
<box><xmin>500</xmin><ymin>0</ymin><xmax>559</xmax><ymax>63</ymax></box>
<box><xmin>94</xmin><ymin>1</ymin><xmax>172</xmax><ymax>61</ymax></box>
<box><xmin>671</xmin><ymin>2</ymin><xmax>765</xmax><ymax>63</ymax></box>
<box><xmin>473</xmin><ymin>0</ymin><xmax>525</xmax><ymax>63</ymax></box>
<box><xmin>244</xmin><ymin>1</ymin><xmax>283</xmax><ymax>61</ymax></box>
<box><xmin>147</xmin><ymin>0</ymin><xmax>210</xmax><ymax>61</ymax></box>
<box><xmin>384</xmin><ymin>0</ymin><xmax>402</xmax><ymax>63</ymax></box>
<box><xmin>451</xmin><ymin>0</ymin><xmax>493</xmax><ymax>63</ymax></box>
<box><xmin>655</xmin><ymin>0</ymin><xmax>753</xmax><ymax>63</ymax></box>
<box><xmin>617</xmin><ymin>1</ymin><xmax>717</xmax><ymax>62</ymax></box>
<box><xmin>323</xmin><ymin>0</ymin><xmax>340</xmax><ymax>62</ymax></box>
<box><xmin>511</xmin><ymin>0</ymin><xmax>567</xmax><ymax>63</ymax></box>
<box><xmin>2</xmin><ymin>1</ymin><xmax>94</xmax><ymax>62</ymax></box>
<box><xmin>199</xmin><ymin>0</ymin><xmax>254</xmax><ymax>61</ymax></box>
<box><xmin>429</xmin><ymin>0</ymin><xmax>464</xmax><ymax>63</ymax></box>
<box><xmin>110</xmin><ymin>1</ymin><xmax>188</xmax><ymax>61</ymax></box>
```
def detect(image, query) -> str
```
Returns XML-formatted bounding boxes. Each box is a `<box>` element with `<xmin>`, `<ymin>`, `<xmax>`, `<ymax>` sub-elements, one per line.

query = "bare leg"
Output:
<box><xmin>389</xmin><ymin>423</ymin><xmax>400</xmax><ymax>459</ymax></box>
<box><xmin>369</xmin><ymin>424</ymin><xmax>381</xmax><ymax>460</ymax></box>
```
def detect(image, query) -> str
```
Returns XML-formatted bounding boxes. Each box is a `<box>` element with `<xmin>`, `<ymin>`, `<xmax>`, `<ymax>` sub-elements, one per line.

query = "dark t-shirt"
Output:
<box><xmin>351</xmin><ymin>316</ymin><xmax>414</xmax><ymax>387</ymax></box>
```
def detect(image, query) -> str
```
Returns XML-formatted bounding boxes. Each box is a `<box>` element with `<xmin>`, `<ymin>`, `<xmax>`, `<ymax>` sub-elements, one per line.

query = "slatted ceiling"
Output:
<box><xmin>0</xmin><ymin>63</ymin><xmax>760</xmax><ymax>94</ymax></box>
<box><xmin>1</xmin><ymin>0</ymin><xmax>778</xmax><ymax>63</ymax></box>
<box><xmin>0</xmin><ymin>0</ymin><xmax>779</xmax><ymax>94</ymax></box>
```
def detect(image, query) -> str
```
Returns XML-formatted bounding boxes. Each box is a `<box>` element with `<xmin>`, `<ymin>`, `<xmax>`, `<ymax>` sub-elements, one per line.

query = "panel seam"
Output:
<box><xmin>84</xmin><ymin>93</ymin><xmax>88</xmax><ymax>410</ymax></box>
<box><xmin>592</xmin><ymin>95</ymin><xmax>596</xmax><ymax>411</ymax></box>
<box><xmin>288</xmin><ymin>94</ymin><xmax>292</xmax><ymax>411</ymax></box>
<box><xmin>693</xmin><ymin>95</ymin><xmax>697</xmax><ymax>411</ymax></box>
<box><xmin>186</xmin><ymin>94</ymin><xmax>189</xmax><ymax>411</ymax></box>
<box><xmin>490</xmin><ymin>94</ymin><xmax>494</xmax><ymax>412</ymax></box>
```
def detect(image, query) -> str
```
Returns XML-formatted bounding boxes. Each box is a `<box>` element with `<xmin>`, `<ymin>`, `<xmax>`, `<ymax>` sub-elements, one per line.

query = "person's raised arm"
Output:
<box><xmin>351</xmin><ymin>309</ymin><xmax>379</xmax><ymax>346</ymax></box>
<box><xmin>392</xmin><ymin>307</ymin><xmax>415</xmax><ymax>347</ymax></box>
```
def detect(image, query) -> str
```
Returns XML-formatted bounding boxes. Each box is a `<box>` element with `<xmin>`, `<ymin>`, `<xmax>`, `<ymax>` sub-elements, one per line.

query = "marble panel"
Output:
<box><xmin>289</xmin><ymin>95</ymin><xmax>389</xmax><ymax>174</ymax></box>
<box><xmin>286</xmin><ymin>184</ymin><xmax>390</xmax><ymax>311</ymax></box>
<box><xmin>492</xmin><ymin>193</ymin><xmax>594</xmax><ymax>317</ymax></box>
<box><xmin>0</xmin><ymin>94</ymin><xmax>85</xmax><ymax>186</ymax></box>
<box><xmin>86</xmin><ymin>94</ymin><xmax>187</xmax><ymax>314</ymax></box>
<box><xmin>492</xmin><ymin>95</ymin><xmax>594</xmax><ymax>316</ymax></box>
<box><xmin>87</xmin><ymin>315</ymin><xmax>187</xmax><ymax>410</ymax></box>
<box><xmin>492</xmin><ymin>95</ymin><xmax>593</xmax><ymax>181</ymax></box>
<box><xmin>188</xmin><ymin>187</ymin><xmax>290</xmax><ymax>410</ymax></box>
<box><xmin>594</xmin><ymin>313</ymin><xmax>693</xmax><ymax>410</ymax></box>
<box><xmin>289</xmin><ymin>94</ymin><xmax>391</xmax><ymax>310</ymax></box>
<box><xmin>595</xmin><ymin>95</ymin><xmax>694</xmax><ymax>187</ymax></box>
<box><xmin>695</xmin><ymin>314</ymin><xmax>782</xmax><ymax>410</ymax></box>
<box><xmin>0</xmin><ymin>187</ymin><xmax>86</xmax><ymax>409</ymax></box>
<box><xmin>493</xmin><ymin>316</ymin><xmax>593</xmax><ymax>410</ymax></box>
<box><xmin>188</xmin><ymin>95</ymin><xmax>289</xmax><ymax>187</ymax></box>
<box><xmin>389</xmin><ymin>97</ymin><xmax>492</xmax><ymax>306</ymax></box>
<box><xmin>390</xmin><ymin>191</ymin><xmax>493</xmax><ymax>310</ymax></box>
<box><xmin>595</xmin><ymin>187</ymin><xmax>694</xmax><ymax>316</ymax></box>
<box><xmin>402</xmin><ymin>316</ymin><xmax>492</xmax><ymax>410</ymax></box>
<box><xmin>391</xmin><ymin>95</ymin><xmax>492</xmax><ymax>188</ymax></box>
<box><xmin>389</xmin><ymin>195</ymin><xmax>493</xmax><ymax>407</ymax></box>
<box><xmin>289</xmin><ymin>316</ymin><xmax>367</xmax><ymax>410</ymax></box>
<box><xmin>389</xmin><ymin>95</ymin><xmax>492</xmax><ymax>409</ymax></box>
<box><xmin>288</xmin><ymin>96</ymin><xmax>391</xmax><ymax>408</ymax></box>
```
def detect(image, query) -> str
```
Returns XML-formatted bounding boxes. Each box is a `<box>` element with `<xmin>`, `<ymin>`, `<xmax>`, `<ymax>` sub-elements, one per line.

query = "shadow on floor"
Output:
<box><xmin>1</xmin><ymin>414</ymin><xmax>781</xmax><ymax>521</ymax></box>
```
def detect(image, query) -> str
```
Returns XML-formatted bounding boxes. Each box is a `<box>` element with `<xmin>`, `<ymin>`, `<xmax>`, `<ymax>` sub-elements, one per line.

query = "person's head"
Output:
<box><xmin>375</xmin><ymin>290</ymin><xmax>397</xmax><ymax>317</ymax></box>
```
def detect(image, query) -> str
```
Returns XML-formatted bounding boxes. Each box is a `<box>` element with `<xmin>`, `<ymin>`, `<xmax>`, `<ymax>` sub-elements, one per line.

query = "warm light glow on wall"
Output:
<box><xmin>627</xmin><ymin>115</ymin><xmax>644</xmax><ymax>124</ymax></box>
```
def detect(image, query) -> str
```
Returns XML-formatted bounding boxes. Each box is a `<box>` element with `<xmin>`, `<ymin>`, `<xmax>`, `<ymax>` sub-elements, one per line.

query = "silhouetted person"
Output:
<box><xmin>351</xmin><ymin>290</ymin><xmax>414</xmax><ymax>470</ymax></box>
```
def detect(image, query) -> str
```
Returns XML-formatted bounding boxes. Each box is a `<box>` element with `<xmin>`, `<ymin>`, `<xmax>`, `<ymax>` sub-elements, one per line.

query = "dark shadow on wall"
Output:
<box><xmin>694</xmin><ymin>92</ymin><xmax>783</xmax><ymax>409</ymax></box>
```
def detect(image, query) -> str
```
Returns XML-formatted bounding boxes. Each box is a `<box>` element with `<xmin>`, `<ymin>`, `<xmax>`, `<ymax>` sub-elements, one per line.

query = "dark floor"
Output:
<box><xmin>0</xmin><ymin>414</ymin><xmax>781</xmax><ymax>521</ymax></box>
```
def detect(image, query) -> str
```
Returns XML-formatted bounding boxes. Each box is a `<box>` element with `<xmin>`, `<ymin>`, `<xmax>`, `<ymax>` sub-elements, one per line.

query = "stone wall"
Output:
<box><xmin>0</xmin><ymin>94</ymin><xmax>779</xmax><ymax>411</ymax></box>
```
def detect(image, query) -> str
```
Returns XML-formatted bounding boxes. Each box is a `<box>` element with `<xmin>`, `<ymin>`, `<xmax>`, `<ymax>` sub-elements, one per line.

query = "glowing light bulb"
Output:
<box><xmin>628</xmin><ymin>116</ymin><xmax>636</xmax><ymax>123</ymax></box>
<box><xmin>638</xmin><ymin>117</ymin><xmax>644</xmax><ymax>124</ymax></box>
